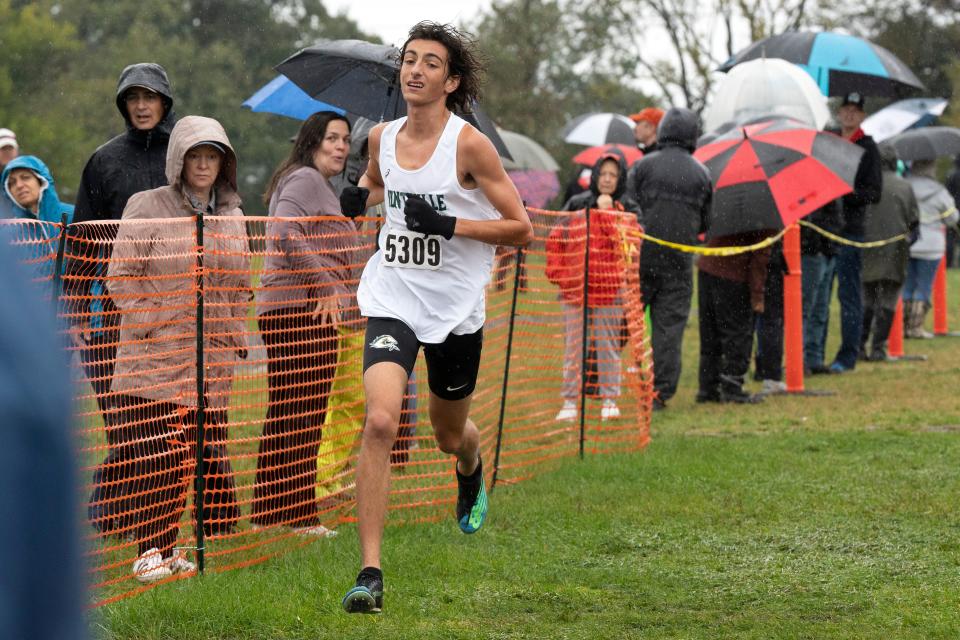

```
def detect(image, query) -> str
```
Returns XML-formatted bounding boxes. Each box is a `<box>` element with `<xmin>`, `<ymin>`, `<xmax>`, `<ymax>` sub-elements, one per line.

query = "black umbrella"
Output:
<box><xmin>718</xmin><ymin>31</ymin><xmax>924</xmax><ymax>98</ymax></box>
<box><xmin>276</xmin><ymin>39</ymin><xmax>512</xmax><ymax>160</ymax></box>
<box><xmin>887</xmin><ymin>126</ymin><xmax>960</xmax><ymax>161</ymax></box>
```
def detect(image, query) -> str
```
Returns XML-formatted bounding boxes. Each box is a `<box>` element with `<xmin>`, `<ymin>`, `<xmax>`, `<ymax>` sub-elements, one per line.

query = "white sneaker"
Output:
<box><xmin>759</xmin><ymin>379</ymin><xmax>787</xmax><ymax>394</ymax></box>
<box><xmin>291</xmin><ymin>524</ymin><xmax>338</xmax><ymax>538</ymax></box>
<box><xmin>555</xmin><ymin>401</ymin><xmax>577</xmax><ymax>422</ymax></box>
<box><xmin>169</xmin><ymin>550</ymin><xmax>196</xmax><ymax>575</ymax></box>
<box><xmin>132</xmin><ymin>548</ymin><xmax>173</xmax><ymax>584</ymax></box>
<box><xmin>601</xmin><ymin>400</ymin><xmax>620</xmax><ymax>421</ymax></box>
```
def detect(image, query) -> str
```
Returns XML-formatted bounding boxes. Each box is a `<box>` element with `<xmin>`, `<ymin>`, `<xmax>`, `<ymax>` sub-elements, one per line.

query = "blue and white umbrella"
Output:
<box><xmin>719</xmin><ymin>31</ymin><xmax>924</xmax><ymax>98</ymax></box>
<box><xmin>862</xmin><ymin>98</ymin><xmax>948</xmax><ymax>142</ymax></box>
<box><xmin>242</xmin><ymin>75</ymin><xmax>345</xmax><ymax>120</ymax></box>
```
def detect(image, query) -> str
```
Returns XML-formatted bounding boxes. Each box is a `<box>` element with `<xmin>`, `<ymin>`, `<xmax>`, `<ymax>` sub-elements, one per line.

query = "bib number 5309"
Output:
<box><xmin>383</xmin><ymin>229</ymin><xmax>442</xmax><ymax>270</ymax></box>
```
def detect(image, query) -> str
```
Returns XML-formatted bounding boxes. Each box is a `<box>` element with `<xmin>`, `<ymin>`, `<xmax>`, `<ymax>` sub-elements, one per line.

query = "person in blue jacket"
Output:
<box><xmin>1</xmin><ymin>155</ymin><xmax>74</xmax><ymax>226</ymax></box>
<box><xmin>1</xmin><ymin>155</ymin><xmax>74</xmax><ymax>284</ymax></box>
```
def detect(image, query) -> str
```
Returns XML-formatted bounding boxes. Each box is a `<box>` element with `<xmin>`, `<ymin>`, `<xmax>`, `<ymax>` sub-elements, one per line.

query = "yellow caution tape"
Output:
<box><xmin>629</xmin><ymin>206</ymin><xmax>958</xmax><ymax>255</ymax></box>
<box><xmin>636</xmin><ymin>226</ymin><xmax>790</xmax><ymax>256</ymax></box>
<box><xmin>799</xmin><ymin>206</ymin><xmax>957</xmax><ymax>249</ymax></box>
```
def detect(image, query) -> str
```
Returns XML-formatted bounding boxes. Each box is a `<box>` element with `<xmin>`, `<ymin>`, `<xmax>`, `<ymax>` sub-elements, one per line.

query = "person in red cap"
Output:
<box><xmin>629</xmin><ymin>107</ymin><xmax>664</xmax><ymax>154</ymax></box>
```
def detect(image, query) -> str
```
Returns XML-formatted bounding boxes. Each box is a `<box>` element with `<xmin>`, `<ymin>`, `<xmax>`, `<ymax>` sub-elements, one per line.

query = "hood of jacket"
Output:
<box><xmin>908</xmin><ymin>174</ymin><xmax>948</xmax><ymax>205</ymax></box>
<box><xmin>167</xmin><ymin>115</ymin><xmax>240</xmax><ymax>204</ymax></box>
<box><xmin>878</xmin><ymin>144</ymin><xmax>899</xmax><ymax>172</ymax></box>
<box><xmin>1</xmin><ymin>155</ymin><xmax>69</xmax><ymax>224</ymax></box>
<box><xmin>657</xmin><ymin>107</ymin><xmax>699</xmax><ymax>152</ymax></box>
<box><xmin>587</xmin><ymin>150</ymin><xmax>629</xmax><ymax>201</ymax></box>
<box><xmin>115</xmin><ymin>63</ymin><xmax>176</xmax><ymax>141</ymax></box>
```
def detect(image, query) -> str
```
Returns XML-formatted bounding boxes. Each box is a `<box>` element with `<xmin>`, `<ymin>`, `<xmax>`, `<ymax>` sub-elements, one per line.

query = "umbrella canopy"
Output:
<box><xmin>242</xmin><ymin>75</ymin><xmax>345</xmax><ymax>120</ymax></box>
<box><xmin>561</xmin><ymin>112</ymin><xmax>635</xmax><ymax>146</ymax></box>
<box><xmin>862</xmin><ymin>98</ymin><xmax>949</xmax><ymax>142</ymax></box>
<box><xmin>703</xmin><ymin>58</ymin><xmax>829</xmax><ymax>133</ymax></box>
<box><xmin>276</xmin><ymin>39</ymin><xmax>512</xmax><ymax>160</ymax></box>
<box><xmin>887</xmin><ymin>126</ymin><xmax>960</xmax><ymax>161</ymax></box>
<box><xmin>572</xmin><ymin>143</ymin><xmax>643</xmax><ymax>168</ymax></box>
<box><xmin>719</xmin><ymin>31</ymin><xmax>924</xmax><ymax>97</ymax></box>
<box><xmin>498</xmin><ymin>129</ymin><xmax>559</xmax><ymax>172</ymax></box>
<box><xmin>507</xmin><ymin>169</ymin><xmax>560</xmax><ymax>209</ymax></box>
<box><xmin>693</xmin><ymin>118</ymin><xmax>864</xmax><ymax>238</ymax></box>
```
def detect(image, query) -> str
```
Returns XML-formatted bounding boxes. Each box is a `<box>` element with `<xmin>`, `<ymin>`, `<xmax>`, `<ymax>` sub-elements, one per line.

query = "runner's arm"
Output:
<box><xmin>453</xmin><ymin>126</ymin><xmax>533</xmax><ymax>247</ymax></box>
<box><xmin>358</xmin><ymin>123</ymin><xmax>386</xmax><ymax>208</ymax></box>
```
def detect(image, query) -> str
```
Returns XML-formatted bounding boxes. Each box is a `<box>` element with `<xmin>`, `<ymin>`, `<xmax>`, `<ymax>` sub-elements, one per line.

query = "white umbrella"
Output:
<box><xmin>862</xmin><ymin>98</ymin><xmax>948</xmax><ymax>142</ymax></box>
<box><xmin>561</xmin><ymin>112</ymin><xmax>636</xmax><ymax>146</ymax></box>
<box><xmin>703</xmin><ymin>58</ymin><xmax>830</xmax><ymax>134</ymax></box>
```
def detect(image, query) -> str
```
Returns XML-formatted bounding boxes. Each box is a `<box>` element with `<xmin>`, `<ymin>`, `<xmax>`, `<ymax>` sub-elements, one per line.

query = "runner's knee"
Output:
<box><xmin>434</xmin><ymin>428</ymin><xmax>464</xmax><ymax>455</ymax></box>
<box><xmin>363</xmin><ymin>408</ymin><xmax>400</xmax><ymax>445</ymax></box>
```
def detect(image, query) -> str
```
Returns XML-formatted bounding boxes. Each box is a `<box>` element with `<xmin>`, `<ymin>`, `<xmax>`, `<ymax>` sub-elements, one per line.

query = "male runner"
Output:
<box><xmin>338</xmin><ymin>21</ymin><xmax>533</xmax><ymax>614</ymax></box>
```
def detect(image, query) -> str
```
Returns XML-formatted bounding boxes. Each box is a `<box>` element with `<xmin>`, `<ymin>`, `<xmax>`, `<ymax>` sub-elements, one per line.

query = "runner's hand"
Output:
<box><xmin>339</xmin><ymin>186</ymin><xmax>370</xmax><ymax>219</ymax></box>
<box><xmin>404</xmin><ymin>195</ymin><xmax>456</xmax><ymax>240</ymax></box>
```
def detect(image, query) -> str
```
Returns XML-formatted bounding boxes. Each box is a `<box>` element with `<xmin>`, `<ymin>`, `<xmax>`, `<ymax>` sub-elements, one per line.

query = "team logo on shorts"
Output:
<box><xmin>369</xmin><ymin>334</ymin><xmax>400</xmax><ymax>352</ymax></box>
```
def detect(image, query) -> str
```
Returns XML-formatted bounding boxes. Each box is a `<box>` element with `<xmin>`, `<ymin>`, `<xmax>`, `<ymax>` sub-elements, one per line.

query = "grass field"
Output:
<box><xmin>91</xmin><ymin>270</ymin><xmax>960</xmax><ymax>639</ymax></box>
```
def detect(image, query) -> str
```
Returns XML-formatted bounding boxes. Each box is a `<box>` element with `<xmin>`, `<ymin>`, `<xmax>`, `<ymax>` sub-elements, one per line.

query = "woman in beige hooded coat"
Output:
<box><xmin>106</xmin><ymin>115</ymin><xmax>251</xmax><ymax>583</ymax></box>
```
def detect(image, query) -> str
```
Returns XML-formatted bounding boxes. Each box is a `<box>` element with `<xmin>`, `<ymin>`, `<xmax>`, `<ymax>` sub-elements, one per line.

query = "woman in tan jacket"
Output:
<box><xmin>106</xmin><ymin>115</ymin><xmax>251</xmax><ymax>583</ymax></box>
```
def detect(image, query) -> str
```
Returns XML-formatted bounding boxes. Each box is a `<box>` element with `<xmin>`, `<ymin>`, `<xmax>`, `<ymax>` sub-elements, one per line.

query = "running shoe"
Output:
<box><xmin>456</xmin><ymin>456</ymin><xmax>488</xmax><ymax>534</ymax></box>
<box><xmin>342</xmin><ymin>568</ymin><xmax>384</xmax><ymax>614</ymax></box>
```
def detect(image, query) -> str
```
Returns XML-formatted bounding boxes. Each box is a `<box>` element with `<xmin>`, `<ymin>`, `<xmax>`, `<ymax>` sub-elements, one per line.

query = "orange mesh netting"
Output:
<box><xmin>15</xmin><ymin>209</ymin><xmax>652</xmax><ymax>607</ymax></box>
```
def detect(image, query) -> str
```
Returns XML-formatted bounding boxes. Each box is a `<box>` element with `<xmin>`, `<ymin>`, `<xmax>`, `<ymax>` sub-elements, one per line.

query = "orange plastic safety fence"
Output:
<box><xmin>6</xmin><ymin>209</ymin><xmax>651</xmax><ymax>607</ymax></box>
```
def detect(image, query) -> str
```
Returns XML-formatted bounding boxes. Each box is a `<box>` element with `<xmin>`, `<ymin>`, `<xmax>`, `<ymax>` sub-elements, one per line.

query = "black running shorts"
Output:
<box><xmin>362</xmin><ymin>317</ymin><xmax>483</xmax><ymax>401</ymax></box>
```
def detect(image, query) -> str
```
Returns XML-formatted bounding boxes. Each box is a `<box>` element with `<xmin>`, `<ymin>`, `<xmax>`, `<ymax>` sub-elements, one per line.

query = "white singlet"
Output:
<box><xmin>357</xmin><ymin>113</ymin><xmax>500</xmax><ymax>344</ymax></box>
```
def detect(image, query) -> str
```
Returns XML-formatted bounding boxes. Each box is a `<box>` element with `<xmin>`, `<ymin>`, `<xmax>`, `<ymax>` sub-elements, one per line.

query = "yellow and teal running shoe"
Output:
<box><xmin>456</xmin><ymin>456</ymin><xmax>488</xmax><ymax>534</ymax></box>
<box><xmin>342</xmin><ymin>568</ymin><xmax>383</xmax><ymax>614</ymax></box>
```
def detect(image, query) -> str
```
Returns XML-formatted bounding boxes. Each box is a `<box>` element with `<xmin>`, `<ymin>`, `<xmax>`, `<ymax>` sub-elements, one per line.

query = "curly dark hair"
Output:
<box><xmin>400</xmin><ymin>21</ymin><xmax>485</xmax><ymax>114</ymax></box>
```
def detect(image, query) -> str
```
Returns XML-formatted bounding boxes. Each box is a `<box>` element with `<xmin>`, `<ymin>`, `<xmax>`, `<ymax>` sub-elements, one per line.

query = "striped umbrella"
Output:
<box><xmin>719</xmin><ymin>31</ymin><xmax>924</xmax><ymax>98</ymax></box>
<box><xmin>694</xmin><ymin>117</ymin><xmax>864</xmax><ymax>239</ymax></box>
<box><xmin>561</xmin><ymin>112</ymin><xmax>636</xmax><ymax>146</ymax></box>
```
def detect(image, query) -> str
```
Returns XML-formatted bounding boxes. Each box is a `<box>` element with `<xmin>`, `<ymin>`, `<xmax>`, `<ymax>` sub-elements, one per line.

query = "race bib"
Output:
<box><xmin>382</xmin><ymin>228</ymin><xmax>443</xmax><ymax>270</ymax></box>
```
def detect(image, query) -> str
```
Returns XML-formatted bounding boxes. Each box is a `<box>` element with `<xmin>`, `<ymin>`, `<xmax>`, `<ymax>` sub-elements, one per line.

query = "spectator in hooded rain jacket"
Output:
<box><xmin>859</xmin><ymin>144</ymin><xmax>918</xmax><ymax>360</ymax></box>
<box><xmin>626</xmin><ymin>107</ymin><xmax>712</xmax><ymax>410</ymax></box>
<box><xmin>106</xmin><ymin>115</ymin><xmax>250</xmax><ymax>584</ymax></box>
<box><xmin>1</xmin><ymin>155</ymin><xmax>74</xmax><ymax>284</ymax></box>
<box><xmin>903</xmin><ymin>159</ymin><xmax>959</xmax><ymax>338</ymax></box>
<box><xmin>548</xmin><ymin>151</ymin><xmax>640</xmax><ymax>423</ymax></box>
<box><xmin>65</xmin><ymin>63</ymin><xmax>177</xmax><ymax>537</ymax></box>
<box><xmin>2</xmin><ymin>155</ymin><xmax>74</xmax><ymax>225</ymax></box>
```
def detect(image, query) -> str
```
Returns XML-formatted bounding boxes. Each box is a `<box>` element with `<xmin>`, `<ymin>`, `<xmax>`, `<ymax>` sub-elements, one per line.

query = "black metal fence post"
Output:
<box><xmin>193</xmin><ymin>213</ymin><xmax>207</xmax><ymax>573</ymax></box>
<box><xmin>579</xmin><ymin>208</ymin><xmax>591</xmax><ymax>460</ymax></box>
<box><xmin>51</xmin><ymin>214</ymin><xmax>69</xmax><ymax>306</ymax></box>
<box><xmin>491</xmin><ymin>245</ymin><xmax>525</xmax><ymax>492</ymax></box>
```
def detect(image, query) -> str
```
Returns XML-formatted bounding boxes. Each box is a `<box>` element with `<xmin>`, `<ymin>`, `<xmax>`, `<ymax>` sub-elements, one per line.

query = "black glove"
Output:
<box><xmin>404</xmin><ymin>194</ymin><xmax>456</xmax><ymax>240</ymax></box>
<box><xmin>339</xmin><ymin>186</ymin><xmax>370</xmax><ymax>219</ymax></box>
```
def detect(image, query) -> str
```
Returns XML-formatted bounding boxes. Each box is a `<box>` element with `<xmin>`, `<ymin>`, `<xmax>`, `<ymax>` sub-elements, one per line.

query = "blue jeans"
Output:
<box><xmin>903</xmin><ymin>258</ymin><xmax>940</xmax><ymax>303</ymax></box>
<box><xmin>802</xmin><ymin>254</ymin><xmax>834</xmax><ymax>369</ymax></box>
<box><xmin>832</xmin><ymin>243</ymin><xmax>863</xmax><ymax>369</ymax></box>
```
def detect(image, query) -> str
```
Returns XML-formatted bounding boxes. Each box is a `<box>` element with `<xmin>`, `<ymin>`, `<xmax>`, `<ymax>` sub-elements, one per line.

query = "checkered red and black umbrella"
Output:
<box><xmin>693</xmin><ymin>117</ymin><xmax>864</xmax><ymax>239</ymax></box>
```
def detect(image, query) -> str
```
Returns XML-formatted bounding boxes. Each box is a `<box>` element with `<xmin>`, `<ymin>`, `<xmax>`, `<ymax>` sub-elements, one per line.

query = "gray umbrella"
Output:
<box><xmin>498</xmin><ymin>129</ymin><xmax>559</xmax><ymax>171</ymax></box>
<box><xmin>276</xmin><ymin>39</ymin><xmax>512</xmax><ymax>160</ymax></box>
<box><xmin>887</xmin><ymin>126</ymin><xmax>960</xmax><ymax>161</ymax></box>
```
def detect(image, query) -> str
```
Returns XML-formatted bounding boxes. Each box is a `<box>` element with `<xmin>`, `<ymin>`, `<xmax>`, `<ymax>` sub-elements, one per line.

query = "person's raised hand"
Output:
<box><xmin>403</xmin><ymin>194</ymin><xmax>455</xmax><ymax>239</ymax></box>
<box><xmin>339</xmin><ymin>186</ymin><xmax>370</xmax><ymax>219</ymax></box>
